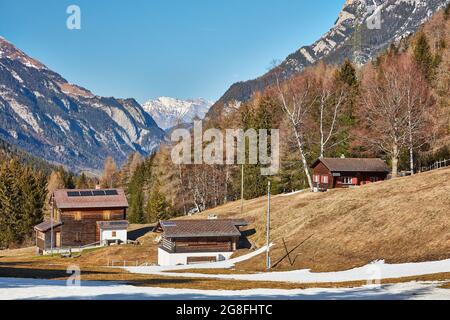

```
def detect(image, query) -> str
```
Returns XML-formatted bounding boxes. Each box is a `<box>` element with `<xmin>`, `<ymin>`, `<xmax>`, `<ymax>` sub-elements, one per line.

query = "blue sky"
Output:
<box><xmin>0</xmin><ymin>0</ymin><xmax>344</xmax><ymax>103</ymax></box>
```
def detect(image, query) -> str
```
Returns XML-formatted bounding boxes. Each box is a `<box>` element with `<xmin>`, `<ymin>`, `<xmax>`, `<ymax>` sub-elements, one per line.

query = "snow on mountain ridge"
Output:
<box><xmin>207</xmin><ymin>0</ymin><xmax>449</xmax><ymax>116</ymax></box>
<box><xmin>143</xmin><ymin>97</ymin><xmax>213</xmax><ymax>130</ymax></box>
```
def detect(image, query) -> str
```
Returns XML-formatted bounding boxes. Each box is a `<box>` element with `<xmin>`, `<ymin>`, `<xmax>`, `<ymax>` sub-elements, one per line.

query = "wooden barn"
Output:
<box><xmin>311</xmin><ymin>157</ymin><xmax>390</xmax><ymax>191</ymax></box>
<box><xmin>34</xmin><ymin>189</ymin><xmax>129</xmax><ymax>254</ymax></box>
<box><xmin>154</xmin><ymin>219</ymin><xmax>248</xmax><ymax>266</ymax></box>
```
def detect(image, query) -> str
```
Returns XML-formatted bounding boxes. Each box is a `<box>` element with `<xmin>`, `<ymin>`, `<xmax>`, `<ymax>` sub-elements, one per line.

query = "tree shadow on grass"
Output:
<box><xmin>0</xmin><ymin>274</ymin><xmax>197</xmax><ymax>291</ymax></box>
<box><xmin>128</xmin><ymin>226</ymin><xmax>155</xmax><ymax>241</ymax></box>
<box><xmin>0</xmin><ymin>266</ymin><xmax>112</xmax><ymax>280</ymax></box>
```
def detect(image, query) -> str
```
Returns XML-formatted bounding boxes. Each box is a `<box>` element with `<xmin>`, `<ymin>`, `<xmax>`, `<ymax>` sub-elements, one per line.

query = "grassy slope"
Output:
<box><xmin>180</xmin><ymin>168</ymin><xmax>450</xmax><ymax>272</ymax></box>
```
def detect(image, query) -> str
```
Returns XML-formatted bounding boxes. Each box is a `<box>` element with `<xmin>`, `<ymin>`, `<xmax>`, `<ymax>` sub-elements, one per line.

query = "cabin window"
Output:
<box><xmin>370</xmin><ymin>177</ymin><xmax>379</xmax><ymax>183</ymax></box>
<box><xmin>313</xmin><ymin>175</ymin><xmax>320</xmax><ymax>183</ymax></box>
<box><xmin>103</xmin><ymin>211</ymin><xmax>111</xmax><ymax>220</ymax></box>
<box><xmin>321</xmin><ymin>176</ymin><xmax>329</xmax><ymax>184</ymax></box>
<box><xmin>112</xmin><ymin>231</ymin><xmax>117</xmax><ymax>237</ymax></box>
<box><xmin>74</xmin><ymin>212</ymin><xmax>82</xmax><ymax>221</ymax></box>
<box><xmin>75</xmin><ymin>232</ymin><xmax>81</xmax><ymax>242</ymax></box>
<box><xmin>342</xmin><ymin>177</ymin><xmax>354</xmax><ymax>184</ymax></box>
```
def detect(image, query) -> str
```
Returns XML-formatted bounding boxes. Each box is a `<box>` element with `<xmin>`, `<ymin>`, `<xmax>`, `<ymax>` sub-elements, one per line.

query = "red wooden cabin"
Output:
<box><xmin>311</xmin><ymin>157</ymin><xmax>390</xmax><ymax>191</ymax></box>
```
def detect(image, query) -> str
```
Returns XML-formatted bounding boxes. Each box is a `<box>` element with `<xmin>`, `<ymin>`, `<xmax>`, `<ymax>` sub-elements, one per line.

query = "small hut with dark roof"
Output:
<box><xmin>311</xmin><ymin>157</ymin><xmax>390</xmax><ymax>191</ymax></box>
<box><xmin>154</xmin><ymin>219</ymin><xmax>248</xmax><ymax>266</ymax></box>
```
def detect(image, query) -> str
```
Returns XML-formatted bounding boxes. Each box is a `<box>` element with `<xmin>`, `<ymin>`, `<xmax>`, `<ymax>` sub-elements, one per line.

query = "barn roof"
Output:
<box><xmin>312</xmin><ymin>158</ymin><xmax>390</xmax><ymax>173</ymax></box>
<box><xmin>156</xmin><ymin>219</ymin><xmax>245</xmax><ymax>238</ymax></box>
<box><xmin>34</xmin><ymin>221</ymin><xmax>63</xmax><ymax>232</ymax></box>
<box><xmin>53</xmin><ymin>189</ymin><xmax>129</xmax><ymax>210</ymax></box>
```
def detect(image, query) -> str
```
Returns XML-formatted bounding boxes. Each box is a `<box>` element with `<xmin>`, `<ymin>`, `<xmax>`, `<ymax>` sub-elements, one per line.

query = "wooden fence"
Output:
<box><xmin>420</xmin><ymin>159</ymin><xmax>450</xmax><ymax>173</ymax></box>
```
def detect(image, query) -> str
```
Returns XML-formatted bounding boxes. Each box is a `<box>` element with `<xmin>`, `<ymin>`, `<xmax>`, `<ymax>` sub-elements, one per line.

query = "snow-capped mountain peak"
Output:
<box><xmin>143</xmin><ymin>97</ymin><xmax>213</xmax><ymax>130</ymax></box>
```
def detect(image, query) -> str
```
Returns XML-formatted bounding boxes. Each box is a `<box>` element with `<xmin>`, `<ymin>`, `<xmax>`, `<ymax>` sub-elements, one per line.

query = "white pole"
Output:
<box><xmin>266</xmin><ymin>180</ymin><xmax>271</xmax><ymax>270</ymax></box>
<box><xmin>240</xmin><ymin>164</ymin><xmax>244</xmax><ymax>215</ymax></box>
<box><xmin>50</xmin><ymin>193</ymin><xmax>54</xmax><ymax>255</ymax></box>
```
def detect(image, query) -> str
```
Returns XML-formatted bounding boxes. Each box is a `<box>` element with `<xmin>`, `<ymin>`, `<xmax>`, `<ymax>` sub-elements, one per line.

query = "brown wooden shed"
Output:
<box><xmin>34</xmin><ymin>189</ymin><xmax>129</xmax><ymax>254</ymax></box>
<box><xmin>154</xmin><ymin>219</ymin><xmax>248</xmax><ymax>266</ymax></box>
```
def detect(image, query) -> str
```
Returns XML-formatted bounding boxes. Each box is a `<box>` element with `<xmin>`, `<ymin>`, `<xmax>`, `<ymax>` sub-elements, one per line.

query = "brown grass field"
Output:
<box><xmin>0</xmin><ymin>167</ymin><xmax>449</xmax><ymax>290</ymax></box>
<box><xmin>0</xmin><ymin>246</ymin><xmax>449</xmax><ymax>290</ymax></box>
<box><xmin>179</xmin><ymin>167</ymin><xmax>450</xmax><ymax>273</ymax></box>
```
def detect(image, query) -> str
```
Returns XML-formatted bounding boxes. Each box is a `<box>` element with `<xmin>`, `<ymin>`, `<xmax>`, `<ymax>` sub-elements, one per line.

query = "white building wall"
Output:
<box><xmin>158</xmin><ymin>248</ymin><xmax>234</xmax><ymax>266</ymax></box>
<box><xmin>100</xmin><ymin>229</ymin><xmax>127</xmax><ymax>245</ymax></box>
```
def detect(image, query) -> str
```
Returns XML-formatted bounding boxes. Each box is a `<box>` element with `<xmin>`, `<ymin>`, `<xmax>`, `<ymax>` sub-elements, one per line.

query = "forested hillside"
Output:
<box><xmin>0</xmin><ymin>138</ymin><xmax>54</xmax><ymax>174</ymax></box>
<box><xmin>0</xmin><ymin>150</ymin><xmax>48</xmax><ymax>249</ymax></box>
<box><xmin>118</xmin><ymin>6</ymin><xmax>450</xmax><ymax>220</ymax></box>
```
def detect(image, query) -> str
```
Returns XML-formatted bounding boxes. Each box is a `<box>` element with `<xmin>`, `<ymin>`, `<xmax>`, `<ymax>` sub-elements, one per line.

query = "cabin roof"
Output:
<box><xmin>53</xmin><ymin>189</ymin><xmax>129</xmax><ymax>210</ymax></box>
<box><xmin>34</xmin><ymin>220</ymin><xmax>63</xmax><ymax>232</ymax></box>
<box><xmin>96</xmin><ymin>220</ymin><xmax>129</xmax><ymax>230</ymax></box>
<box><xmin>156</xmin><ymin>219</ymin><xmax>245</xmax><ymax>238</ymax></box>
<box><xmin>312</xmin><ymin>158</ymin><xmax>390</xmax><ymax>173</ymax></box>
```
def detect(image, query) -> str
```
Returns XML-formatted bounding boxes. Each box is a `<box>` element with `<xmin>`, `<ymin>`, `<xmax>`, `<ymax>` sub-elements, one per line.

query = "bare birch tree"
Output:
<box><xmin>313</xmin><ymin>65</ymin><xmax>347</xmax><ymax>157</ymax></box>
<box><xmin>274</xmin><ymin>70</ymin><xmax>317</xmax><ymax>190</ymax></box>
<box><xmin>400</xmin><ymin>55</ymin><xmax>434</xmax><ymax>174</ymax></box>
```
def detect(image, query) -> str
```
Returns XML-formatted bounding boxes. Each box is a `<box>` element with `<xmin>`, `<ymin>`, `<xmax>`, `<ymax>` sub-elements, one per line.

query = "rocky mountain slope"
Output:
<box><xmin>0</xmin><ymin>37</ymin><xmax>165</xmax><ymax>172</ymax></box>
<box><xmin>143</xmin><ymin>97</ymin><xmax>212</xmax><ymax>131</ymax></box>
<box><xmin>207</xmin><ymin>0</ymin><xmax>450</xmax><ymax>118</ymax></box>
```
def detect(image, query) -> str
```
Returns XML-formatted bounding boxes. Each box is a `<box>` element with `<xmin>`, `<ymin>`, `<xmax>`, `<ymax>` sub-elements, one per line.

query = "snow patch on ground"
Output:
<box><xmin>0</xmin><ymin>278</ymin><xmax>448</xmax><ymax>300</ymax></box>
<box><xmin>126</xmin><ymin>257</ymin><xmax>450</xmax><ymax>285</ymax></box>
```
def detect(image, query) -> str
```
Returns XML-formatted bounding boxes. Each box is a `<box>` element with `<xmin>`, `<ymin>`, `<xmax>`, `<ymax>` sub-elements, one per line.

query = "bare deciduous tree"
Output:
<box><xmin>274</xmin><ymin>71</ymin><xmax>317</xmax><ymax>190</ymax></box>
<box><xmin>401</xmin><ymin>56</ymin><xmax>435</xmax><ymax>174</ymax></box>
<box><xmin>101</xmin><ymin>156</ymin><xmax>118</xmax><ymax>188</ymax></box>
<box><xmin>360</xmin><ymin>54</ymin><xmax>434</xmax><ymax>177</ymax></box>
<box><xmin>361</xmin><ymin>59</ymin><xmax>409</xmax><ymax>177</ymax></box>
<box><xmin>313</xmin><ymin>64</ymin><xmax>347</xmax><ymax>158</ymax></box>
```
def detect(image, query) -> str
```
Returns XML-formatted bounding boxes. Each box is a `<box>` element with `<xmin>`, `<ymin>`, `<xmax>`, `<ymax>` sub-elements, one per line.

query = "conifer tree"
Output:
<box><xmin>0</xmin><ymin>160</ymin><xmax>47</xmax><ymax>248</ymax></box>
<box><xmin>76</xmin><ymin>173</ymin><xmax>89</xmax><ymax>189</ymax></box>
<box><xmin>146</xmin><ymin>182</ymin><xmax>171</xmax><ymax>223</ymax></box>
<box><xmin>413</xmin><ymin>32</ymin><xmax>434</xmax><ymax>81</ymax></box>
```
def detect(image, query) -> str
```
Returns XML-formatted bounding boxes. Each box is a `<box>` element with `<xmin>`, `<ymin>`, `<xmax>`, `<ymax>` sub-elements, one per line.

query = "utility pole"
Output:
<box><xmin>50</xmin><ymin>193</ymin><xmax>54</xmax><ymax>255</ymax></box>
<box><xmin>266</xmin><ymin>180</ymin><xmax>271</xmax><ymax>270</ymax></box>
<box><xmin>240</xmin><ymin>164</ymin><xmax>244</xmax><ymax>215</ymax></box>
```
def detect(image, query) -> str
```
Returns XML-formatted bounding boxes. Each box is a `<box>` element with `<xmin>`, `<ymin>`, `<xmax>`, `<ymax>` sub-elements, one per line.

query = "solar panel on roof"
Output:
<box><xmin>80</xmin><ymin>191</ymin><xmax>93</xmax><ymax>197</ymax></box>
<box><xmin>92</xmin><ymin>190</ymin><xmax>106</xmax><ymax>196</ymax></box>
<box><xmin>162</xmin><ymin>221</ymin><xmax>176</xmax><ymax>227</ymax></box>
<box><xmin>110</xmin><ymin>221</ymin><xmax>126</xmax><ymax>225</ymax></box>
<box><xmin>104</xmin><ymin>190</ymin><xmax>119</xmax><ymax>196</ymax></box>
<box><xmin>67</xmin><ymin>191</ymin><xmax>81</xmax><ymax>197</ymax></box>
